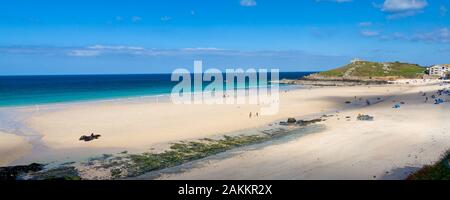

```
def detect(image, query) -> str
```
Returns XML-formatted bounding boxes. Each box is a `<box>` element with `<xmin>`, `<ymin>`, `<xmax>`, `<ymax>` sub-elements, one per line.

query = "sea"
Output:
<box><xmin>0</xmin><ymin>72</ymin><xmax>313</xmax><ymax>107</ymax></box>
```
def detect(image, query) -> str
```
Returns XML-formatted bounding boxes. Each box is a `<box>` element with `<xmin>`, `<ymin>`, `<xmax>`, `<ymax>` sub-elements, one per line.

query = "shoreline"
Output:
<box><xmin>0</xmin><ymin>84</ymin><xmax>303</xmax><ymax>165</ymax></box>
<box><xmin>0</xmin><ymin>82</ymin><xmax>300</xmax><ymax>109</ymax></box>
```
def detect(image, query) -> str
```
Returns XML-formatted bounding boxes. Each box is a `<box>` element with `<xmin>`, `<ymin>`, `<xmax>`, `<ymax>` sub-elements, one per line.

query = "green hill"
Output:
<box><xmin>316</xmin><ymin>61</ymin><xmax>426</xmax><ymax>79</ymax></box>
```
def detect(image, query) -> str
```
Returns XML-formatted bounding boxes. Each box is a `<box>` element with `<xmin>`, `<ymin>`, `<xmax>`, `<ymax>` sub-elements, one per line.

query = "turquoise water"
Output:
<box><xmin>0</xmin><ymin>72</ymin><xmax>313</xmax><ymax>107</ymax></box>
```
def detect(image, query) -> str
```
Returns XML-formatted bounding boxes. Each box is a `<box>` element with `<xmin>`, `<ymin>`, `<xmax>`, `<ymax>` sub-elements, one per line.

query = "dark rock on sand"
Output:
<box><xmin>0</xmin><ymin>163</ymin><xmax>44</xmax><ymax>180</ymax></box>
<box><xmin>287</xmin><ymin>118</ymin><xmax>297</xmax><ymax>123</ymax></box>
<box><xmin>297</xmin><ymin>119</ymin><xmax>323</xmax><ymax>126</ymax></box>
<box><xmin>279</xmin><ymin>121</ymin><xmax>288</xmax><ymax>126</ymax></box>
<box><xmin>79</xmin><ymin>133</ymin><xmax>101</xmax><ymax>142</ymax></box>
<box><xmin>280</xmin><ymin>118</ymin><xmax>323</xmax><ymax>127</ymax></box>
<box><xmin>30</xmin><ymin>166</ymin><xmax>81</xmax><ymax>180</ymax></box>
<box><xmin>357</xmin><ymin>114</ymin><xmax>374</xmax><ymax>121</ymax></box>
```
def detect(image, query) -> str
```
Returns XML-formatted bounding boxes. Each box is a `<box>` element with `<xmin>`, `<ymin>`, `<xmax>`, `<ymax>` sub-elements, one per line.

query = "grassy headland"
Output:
<box><xmin>311</xmin><ymin>61</ymin><xmax>426</xmax><ymax>80</ymax></box>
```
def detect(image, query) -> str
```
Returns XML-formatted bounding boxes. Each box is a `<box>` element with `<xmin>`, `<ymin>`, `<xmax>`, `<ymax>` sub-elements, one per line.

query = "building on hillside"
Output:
<box><xmin>428</xmin><ymin>64</ymin><xmax>450</xmax><ymax>78</ymax></box>
<box><xmin>350</xmin><ymin>58</ymin><xmax>364</xmax><ymax>63</ymax></box>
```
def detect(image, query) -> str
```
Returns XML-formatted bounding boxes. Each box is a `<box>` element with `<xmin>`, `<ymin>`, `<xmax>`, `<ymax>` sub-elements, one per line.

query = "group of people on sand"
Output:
<box><xmin>421</xmin><ymin>86</ymin><xmax>450</xmax><ymax>104</ymax></box>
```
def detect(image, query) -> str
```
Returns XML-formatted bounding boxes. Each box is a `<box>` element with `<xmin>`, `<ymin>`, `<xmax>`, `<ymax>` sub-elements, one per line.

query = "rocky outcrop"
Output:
<box><xmin>279</xmin><ymin>118</ymin><xmax>323</xmax><ymax>126</ymax></box>
<box><xmin>279</xmin><ymin>78</ymin><xmax>388</xmax><ymax>87</ymax></box>
<box><xmin>357</xmin><ymin>114</ymin><xmax>374</xmax><ymax>121</ymax></box>
<box><xmin>303</xmin><ymin>74</ymin><xmax>390</xmax><ymax>84</ymax></box>
<box><xmin>287</xmin><ymin>118</ymin><xmax>297</xmax><ymax>123</ymax></box>
<box><xmin>0</xmin><ymin>163</ymin><xmax>44</xmax><ymax>180</ymax></box>
<box><xmin>79</xmin><ymin>133</ymin><xmax>101</xmax><ymax>142</ymax></box>
<box><xmin>30</xmin><ymin>166</ymin><xmax>81</xmax><ymax>180</ymax></box>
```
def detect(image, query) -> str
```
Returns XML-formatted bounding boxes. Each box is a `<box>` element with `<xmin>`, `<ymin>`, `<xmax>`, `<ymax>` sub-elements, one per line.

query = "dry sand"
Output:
<box><xmin>154</xmin><ymin>83</ymin><xmax>450</xmax><ymax>180</ymax></box>
<box><xmin>25</xmin><ymin>85</ymin><xmax>404</xmax><ymax>150</ymax></box>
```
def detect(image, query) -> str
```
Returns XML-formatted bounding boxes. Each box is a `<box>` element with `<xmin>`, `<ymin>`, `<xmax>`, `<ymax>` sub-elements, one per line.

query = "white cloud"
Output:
<box><xmin>240</xmin><ymin>0</ymin><xmax>257</xmax><ymax>7</ymax></box>
<box><xmin>360</xmin><ymin>30</ymin><xmax>381</xmax><ymax>37</ymax></box>
<box><xmin>0</xmin><ymin>45</ymin><xmax>345</xmax><ymax>64</ymax></box>
<box><xmin>62</xmin><ymin>45</ymin><xmax>346</xmax><ymax>59</ymax></box>
<box><xmin>0</xmin><ymin>45</ymin><xmax>351</xmax><ymax>73</ymax></box>
<box><xmin>182</xmin><ymin>47</ymin><xmax>225</xmax><ymax>51</ymax></box>
<box><xmin>381</xmin><ymin>0</ymin><xmax>428</xmax><ymax>12</ymax></box>
<box><xmin>88</xmin><ymin>45</ymin><xmax>145</xmax><ymax>51</ymax></box>
<box><xmin>67</xmin><ymin>45</ymin><xmax>146</xmax><ymax>57</ymax></box>
<box><xmin>65</xmin><ymin>45</ymin><xmax>235</xmax><ymax>57</ymax></box>
<box><xmin>378</xmin><ymin>0</ymin><xmax>428</xmax><ymax>19</ymax></box>
<box><xmin>68</xmin><ymin>50</ymin><xmax>101</xmax><ymax>57</ymax></box>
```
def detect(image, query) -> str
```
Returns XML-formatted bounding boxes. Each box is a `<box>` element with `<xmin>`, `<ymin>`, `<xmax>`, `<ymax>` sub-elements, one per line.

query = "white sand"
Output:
<box><xmin>155</xmin><ymin>84</ymin><xmax>450</xmax><ymax>180</ymax></box>
<box><xmin>0</xmin><ymin>131</ymin><xmax>32</xmax><ymax>166</ymax></box>
<box><xmin>26</xmin><ymin>85</ymin><xmax>404</xmax><ymax>150</ymax></box>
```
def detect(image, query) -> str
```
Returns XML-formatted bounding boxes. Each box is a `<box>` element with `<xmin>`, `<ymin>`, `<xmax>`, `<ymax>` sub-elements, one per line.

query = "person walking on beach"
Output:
<box><xmin>256</xmin><ymin>112</ymin><xmax>259</xmax><ymax>117</ymax></box>
<box><xmin>249</xmin><ymin>112</ymin><xmax>252</xmax><ymax>118</ymax></box>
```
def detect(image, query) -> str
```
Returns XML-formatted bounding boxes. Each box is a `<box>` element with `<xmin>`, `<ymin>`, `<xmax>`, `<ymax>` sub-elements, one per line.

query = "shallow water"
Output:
<box><xmin>0</xmin><ymin>72</ymin><xmax>313</xmax><ymax>107</ymax></box>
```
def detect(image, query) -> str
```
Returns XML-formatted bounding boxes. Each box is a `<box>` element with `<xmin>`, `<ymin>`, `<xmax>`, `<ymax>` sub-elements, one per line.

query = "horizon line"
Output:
<box><xmin>0</xmin><ymin>71</ymin><xmax>319</xmax><ymax>77</ymax></box>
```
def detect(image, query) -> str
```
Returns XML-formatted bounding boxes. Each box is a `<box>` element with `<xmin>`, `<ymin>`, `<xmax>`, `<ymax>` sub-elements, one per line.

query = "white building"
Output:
<box><xmin>428</xmin><ymin>64</ymin><xmax>450</xmax><ymax>77</ymax></box>
<box><xmin>350</xmin><ymin>58</ymin><xmax>364</xmax><ymax>63</ymax></box>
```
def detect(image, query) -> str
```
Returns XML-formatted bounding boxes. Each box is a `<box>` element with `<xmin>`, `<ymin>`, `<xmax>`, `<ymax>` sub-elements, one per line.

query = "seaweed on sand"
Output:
<box><xmin>407</xmin><ymin>151</ymin><xmax>450</xmax><ymax>180</ymax></box>
<box><xmin>125</xmin><ymin>135</ymin><xmax>268</xmax><ymax>177</ymax></box>
<box><xmin>99</xmin><ymin>120</ymin><xmax>324</xmax><ymax>179</ymax></box>
<box><xmin>13</xmin><ymin>118</ymin><xmax>323</xmax><ymax>180</ymax></box>
<box><xmin>30</xmin><ymin>166</ymin><xmax>81</xmax><ymax>180</ymax></box>
<box><xmin>0</xmin><ymin>163</ymin><xmax>44</xmax><ymax>181</ymax></box>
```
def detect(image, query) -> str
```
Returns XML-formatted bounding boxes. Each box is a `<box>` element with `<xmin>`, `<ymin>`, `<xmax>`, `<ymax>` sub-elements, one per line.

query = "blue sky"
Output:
<box><xmin>0</xmin><ymin>0</ymin><xmax>449</xmax><ymax>75</ymax></box>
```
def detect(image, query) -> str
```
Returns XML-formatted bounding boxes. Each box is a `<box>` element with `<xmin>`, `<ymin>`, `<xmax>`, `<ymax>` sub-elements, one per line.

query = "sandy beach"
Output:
<box><xmin>0</xmin><ymin>131</ymin><xmax>32</xmax><ymax>166</ymax></box>
<box><xmin>154</xmin><ymin>83</ymin><xmax>450</xmax><ymax>180</ymax></box>
<box><xmin>1</xmin><ymin>80</ymin><xmax>449</xmax><ymax>179</ymax></box>
<box><xmin>24</xmin><ymin>85</ymin><xmax>403</xmax><ymax>150</ymax></box>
